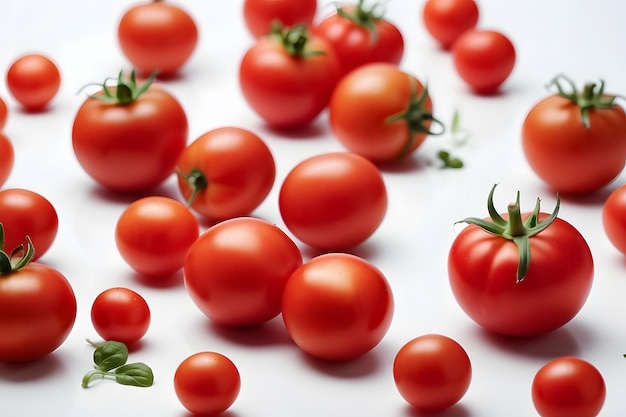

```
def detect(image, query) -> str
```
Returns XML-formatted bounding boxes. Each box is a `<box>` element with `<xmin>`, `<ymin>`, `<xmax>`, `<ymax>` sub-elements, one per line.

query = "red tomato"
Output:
<box><xmin>239</xmin><ymin>24</ymin><xmax>340</xmax><ymax>129</ymax></box>
<box><xmin>281</xmin><ymin>253</ymin><xmax>394</xmax><ymax>361</ymax></box>
<box><xmin>243</xmin><ymin>0</ymin><xmax>317</xmax><ymax>38</ymax></box>
<box><xmin>115</xmin><ymin>196</ymin><xmax>199</xmax><ymax>279</ymax></box>
<box><xmin>174</xmin><ymin>351</ymin><xmax>240</xmax><ymax>416</ymax></box>
<box><xmin>176</xmin><ymin>127</ymin><xmax>276</xmax><ymax>222</ymax></box>
<box><xmin>0</xmin><ymin>133</ymin><xmax>14</xmax><ymax>187</ymax></box>
<box><xmin>0</xmin><ymin>96</ymin><xmax>8</xmax><ymax>130</ymax></box>
<box><xmin>522</xmin><ymin>76</ymin><xmax>626</xmax><ymax>194</ymax></box>
<box><xmin>279</xmin><ymin>152</ymin><xmax>387</xmax><ymax>251</ymax></box>
<box><xmin>602</xmin><ymin>184</ymin><xmax>626</xmax><ymax>254</ymax></box>
<box><xmin>0</xmin><ymin>188</ymin><xmax>58</xmax><ymax>260</ymax></box>
<box><xmin>90</xmin><ymin>287</ymin><xmax>151</xmax><ymax>346</ymax></box>
<box><xmin>532</xmin><ymin>356</ymin><xmax>605</xmax><ymax>417</ymax></box>
<box><xmin>329</xmin><ymin>63</ymin><xmax>439</xmax><ymax>163</ymax></box>
<box><xmin>393</xmin><ymin>334</ymin><xmax>472</xmax><ymax>412</ymax></box>
<box><xmin>72</xmin><ymin>72</ymin><xmax>188</xmax><ymax>193</ymax></box>
<box><xmin>422</xmin><ymin>0</ymin><xmax>479</xmax><ymax>50</ymax></box>
<box><xmin>448</xmin><ymin>185</ymin><xmax>593</xmax><ymax>337</ymax></box>
<box><xmin>118</xmin><ymin>1</ymin><xmax>198</xmax><ymax>77</ymax></box>
<box><xmin>452</xmin><ymin>29</ymin><xmax>515</xmax><ymax>94</ymax></box>
<box><xmin>6</xmin><ymin>53</ymin><xmax>61</xmax><ymax>111</ymax></box>
<box><xmin>184</xmin><ymin>217</ymin><xmax>302</xmax><ymax>327</ymax></box>
<box><xmin>313</xmin><ymin>1</ymin><xmax>404</xmax><ymax>77</ymax></box>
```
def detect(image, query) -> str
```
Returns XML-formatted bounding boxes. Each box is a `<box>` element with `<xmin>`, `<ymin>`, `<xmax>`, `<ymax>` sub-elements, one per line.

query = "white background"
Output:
<box><xmin>1</xmin><ymin>1</ymin><xmax>626</xmax><ymax>416</ymax></box>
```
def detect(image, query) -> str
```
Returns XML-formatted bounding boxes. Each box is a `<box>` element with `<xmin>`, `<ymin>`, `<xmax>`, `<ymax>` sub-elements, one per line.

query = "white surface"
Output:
<box><xmin>1</xmin><ymin>1</ymin><xmax>626</xmax><ymax>416</ymax></box>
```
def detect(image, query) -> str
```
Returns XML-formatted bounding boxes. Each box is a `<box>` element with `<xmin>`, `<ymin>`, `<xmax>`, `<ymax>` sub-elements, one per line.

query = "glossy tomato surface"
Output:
<box><xmin>6</xmin><ymin>53</ymin><xmax>61</xmax><ymax>111</ymax></box>
<box><xmin>90</xmin><ymin>287</ymin><xmax>151</xmax><ymax>346</ymax></box>
<box><xmin>0</xmin><ymin>133</ymin><xmax>14</xmax><ymax>187</ymax></box>
<box><xmin>243</xmin><ymin>0</ymin><xmax>317</xmax><ymax>38</ymax></box>
<box><xmin>422</xmin><ymin>0</ymin><xmax>479</xmax><ymax>49</ymax></box>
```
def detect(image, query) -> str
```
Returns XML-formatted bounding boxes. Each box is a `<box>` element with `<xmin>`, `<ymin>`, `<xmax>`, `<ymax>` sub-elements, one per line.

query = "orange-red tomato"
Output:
<box><xmin>0</xmin><ymin>96</ymin><xmax>8</xmax><ymax>130</ymax></box>
<box><xmin>243</xmin><ymin>0</ymin><xmax>317</xmax><ymax>38</ymax></box>
<box><xmin>0</xmin><ymin>133</ymin><xmax>14</xmax><ymax>187</ymax></box>
<box><xmin>602</xmin><ymin>184</ymin><xmax>626</xmax><ymax>255</ymax></box>
<box><xmin>422</xmin><ymin>0</ymin><xmax>479</xmax><ymax>49</ymax></box>
<box><xmin>90</xmin><ymin>287</ymin><xmax>151</xmax><ymax>346</ymax></box>
<box><xmin>6</xmin><ymin>53</ymin><xmax>61</xmax><ymax>111</ymax></box>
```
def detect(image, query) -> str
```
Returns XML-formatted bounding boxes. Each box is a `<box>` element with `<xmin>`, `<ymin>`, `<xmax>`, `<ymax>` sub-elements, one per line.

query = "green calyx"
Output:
<box><xmin>548</xmin><ymin>74</ymin><xmax>620</xmax><ymax>129</ymax></box>
<box><xmin>336</xmin><ymin>0</ymin><xmax>385</xmax><ymax>42</ymax></box>
<box><xmin>269</xmin><ymin>23</ymin><xmax>321</xmax><ymax>58</ymax></box>
<box><xmin>456</xmin><ymin>184</ymin><xmax>560</xmax><ymax>282</ymax></box>
<box><xmin>176</xmin><ymin>167</ymin><xmax>208</xmax><ymax>206</ymax></box>
<box><xmin>0</xmin><ymin>223</ymin><xmax>35</xmax><ymax>275</ymax></box>
<box><xmin>82</xmin><ymin>70</ymin><xmax>157</xmax><ymax>105</ymax></box>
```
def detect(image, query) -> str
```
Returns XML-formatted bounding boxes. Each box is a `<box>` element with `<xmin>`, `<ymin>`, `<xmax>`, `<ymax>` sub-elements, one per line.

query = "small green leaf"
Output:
<box><xmin>114</xmin><ymin>363</ymin><xmax>154</xmax><ymax>387</ymax></box>
<box><xmin>94</xmin><ymin>341</ymin><xmax>128</xmax><ymax>372</ymax></box>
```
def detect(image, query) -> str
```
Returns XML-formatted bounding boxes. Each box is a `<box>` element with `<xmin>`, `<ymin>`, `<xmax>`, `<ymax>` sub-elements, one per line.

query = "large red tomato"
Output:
<box><xmin>448</xmin><ymin>185</ymin><xmax>594</xmax><ymax>337</ymax></box>
<box><xmin>0</xmin><ymin>133</ymin><xmax>14</xmax><ymax>187</ymax></box>
<box><xmin>6</xmin><ymin>53</ymin><xmax>61</xmax><ymax>111</ymax></box>
<box><xmin>522</xmin><ymin>76</ymin><xmax>626</xmax><ymax>194</ymax></box>
<box><xmin>422</xmin><ymin>0</ymin><xmax>479</xmax><ymax>50</ymax></box>
<box><xmin>72</xmin><ymin>71</ymin><xmax>188</xmax><ymax>193</ymax></box>
<box><xmin>243</xmin><ymin>0</ymin><xmax>317</xmax><ymax>38</ymax></box>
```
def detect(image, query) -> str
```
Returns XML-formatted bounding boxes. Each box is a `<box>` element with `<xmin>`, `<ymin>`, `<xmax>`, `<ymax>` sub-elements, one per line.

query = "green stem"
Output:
<box><xmin>177</xmin><ymin>168</ymin><xmax>208</xmax><ymax>206</ymax></box>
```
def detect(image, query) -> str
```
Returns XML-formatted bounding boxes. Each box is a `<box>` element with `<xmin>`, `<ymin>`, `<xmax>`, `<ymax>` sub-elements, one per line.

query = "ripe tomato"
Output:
<box><xmin>243</xmin><ymin>0</ymin><xmax>317</xmax><ymax>38</ymax></box>
<box><xmin>72</xmin><ymin>71</ymin><xmax>188</xmax><ymax>193</ymax></box>
<box><xmin>281</xmin><ymin>253</ymin><xmax>394</xmax><ymax>361</ymax></box>
<box><xmin>393</xmin><ymin>334</ymin><xmax>472</xmax><ymax>412</ymax></box>
<box><xmin>239</xmin><ymin>24</ymin><xmax>340</xmax><ymax>129</ymax></box>
<box><xmin>422</xmin><ymin>0</ymin><xmax>479</xmax><ymax>50</ymax></box>
<box><xmin>6</xmin><ymin>53</ymin><xmax>61</xmax><ymax>111</ymax></box>
<box><xmin>532</xmin><ymin>356</ymin><xmax>605</xmax><ymax>417</ymax></box>
<box><xmin>115</xmin><ymin>196</ymin><xmax>199</xmax><ymax>279</ymax></box>
<box><xmin>176</xmin><ymin>127</ymin><xmax>276</xmax><ymax>222</ymax></box>
<box><xmin>184</xmin><ymin>217</ymin><xmax>302</xmax><ymax>327</ymax></box>
<box><xmin>602</xmin><ymin>184</ymin><xmax>626</xmax><ymax>255</ymax></box>
<box><xmin>0</xmin><ymin>188</ymin><xmax>58</xmax><ymax>261</ymax></box>
<box><xmin>452</xmin><ymin>29</ymin><xmax>515</xmax><ymax>94</ymax></box>
<box><xmin>279</xmin><ymin>152</ymin><xmax>387</xmax><ymax>251</ymax></box>
<box><xmin>448</xmin><ymin>185</ymin><xmax>594</xmax><ymax>337</ymax></box>
<box><xmin>313</xmin><ymin>0</ymin><xmax>404</xmax><ymax>77</ymax></box>
<box><xmin>0</xmin><ymin>133</ymin><xmax>14</xmax><ymax>187</ymax></box>
<box><xmin>174</xmin><ymin>351</ymin><xmax>240</xmax><ymax>416</ymax></box>
<box><xmin>329</xmin><ymin>63</ymin><xmax>441</xmax><ymax>163</ymax></box>
<box><xmin>0</xmin><ymin>96</ymin><xmax>8</xmax><ymax>130</ymax></box>
<box><xmin>117</xmin><ymin>1</ymin><xmax>198</xmax><ymax>77</ymax></box>
<box><xmin>522</xmin><ymin>76</ymin><xmax>626</xmax><ymax>194</ymax></box>
<box><xmin>90</xmin><ymin>287</ymin><xmax>151</xmax><ymax>346</ymax></box>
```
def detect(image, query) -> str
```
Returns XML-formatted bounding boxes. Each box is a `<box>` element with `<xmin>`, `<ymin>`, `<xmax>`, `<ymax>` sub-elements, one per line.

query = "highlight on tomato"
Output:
<box><xmin>0</xmin><ymin>133</ymin><xmax>14</xmax><ymax>187</ymax></box>
<box><xmin>602</xmin><ymin>183</ymin><xmax>626</xmax><ymax>255</ymax></box>
<box><xmin>72</xmin><ymin>70</ymin><xmax>188</xmax><ymax>193</ymax></box>
<box><xmin>0</xmin><ymin>224</ymin><xmax>77</xmax><ymax>362</ymax></box>
<box><xmin>329</xmin><ymin>63</ymin><xmax>443</xmax><ymax>164</ymax></box>
<box><xmin>117</xmin><ymin>0</ymin><xmax>198</xmax><ymax>77</ymax></box>
<box><xmin>422</xmin><ymin>0</ymin><xmax>479</xmax><ymax>50</ymax></box>
<box><xmin>522</xmin><ymin>75</ymin><xmax>626</xmax><ymax>194</ymax></box>
<box><xmin>6</xmin><ymin>53</ymin><xmax>61</xmax><ymax>111</ymax></box>
<box><xmin>90</xmin><ymin>287</ymin><xmax>151</xmax><ymax>346</ymax></box>
<box><xmin>243</xmin><ymin>0</ymin><xmax>317</xmax><ymax>38</ymax></box>
<box><xmin>448</xmin><ymin>184</ymin><xmax>594</xmax><ymax>337</ymax></box>
<box><xmin>176</xmin><ymin>126</ymin><xmax>276</xmax><ymax>222</ymax></box>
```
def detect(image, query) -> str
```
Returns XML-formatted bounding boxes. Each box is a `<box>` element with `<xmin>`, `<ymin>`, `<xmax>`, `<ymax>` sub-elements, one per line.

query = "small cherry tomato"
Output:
<box><xmin>115</xmin><ymin>196</ymin><xmax>199</xmax><ymax>279</ymax></box>
<box><xmin>532</xmin><ymin>356</ymin><xmax>605</xmax><ymax>417</ymax></box>
<box><xmin>393</xmin><ymin>334</ymin><xmax>472</xmax><ymax>412</ymax></box>
<box><xmin>0</xmin><ymin>96</ymin><xmax>8</xmax><ymax>129</ymax></box>
<box><xmin>243</xmin><ymin>0</ymin><xmax>317</xmax><ymax>38</ymax></box>
<box><xmin>6</xmin><ymin>53</ymin><xmax>61</xmax><ymax>111</ymax></box>
<box><xmin>0</xmin><ymin>133</ymin><xmax>14</xmax><ymax>187</ymax></box>
<box><xmin>602</xmin><ymin>183</ymin><xmax>626</xmax><ymax>255</ymax></box>
<box><xmin>174</xmin><ymin>351</ymin><xmax>241</xmax><ymax>416</ymax></box>
<box><xmin>90</xmin><ymin>287</ymin><xmax>151</xmax><ymax>346</ymax></box>
<box><xmin>452</xmin><ymin>29</ymin><xmax>515</xmax><ymax>94</ymax></box>
<box><xmin>422</xmin><ymin>0</ymin><xmax>479</xmax><ymax>50</ymax></box>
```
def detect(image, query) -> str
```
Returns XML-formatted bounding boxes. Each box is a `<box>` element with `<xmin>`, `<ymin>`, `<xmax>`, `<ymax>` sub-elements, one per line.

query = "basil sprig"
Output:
<box><xmin>82</xmin><ymin>340</ymin><xmax>154</xmax><ymax>388</ymax></box>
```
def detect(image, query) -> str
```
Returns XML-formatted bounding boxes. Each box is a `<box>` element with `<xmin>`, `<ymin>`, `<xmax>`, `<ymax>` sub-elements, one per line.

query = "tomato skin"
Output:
<box><xmin>243</xmin><ymin>0</ymin><xmax>317</xmax><ymax>38</ymax></box>
<box><xmin>6</xmin><ymin>53</ymin><xmax>61</xmax><ymax>111</ymax></box>
<box><xmin>176</xmin><ymin>127</ymin><xmax>276</xmax><ymax>222</ymax></box>
<box><xmin>90</xmin><ymin>287</ymin><xmax>151</xmax><ymax>346</ymax></box>
<box><xmin>72</xmin><ymin>86</ymin><xmax>188</xmax><ymax>193</ymax></box>
<box><xmin>0</xmin><ymin>96</ymin><xmax>8</xmax><ymax>130</ymax></box>
<box><xmin>329</xmin><ymin>63</ymin><xmax>433</xmax><ymax>163</ymax></box>
<box><xmin>393</xmin><ymin>334</ymin><xmax>472</xmax><ymax>412</ymax></box>
<box><xmin>452</xmin><ymin>29</ymin><xmax>515</xmax><ymax>94</ymax></box>
<box><xmin>0</xmin><ymin>263</ymin><xmax>77</xmax><ymax>362</ymax></box>
<box><xmin>448</xmin><ymin>213</ymin><xmax>593</xmax><ymax>337</ymax></box>
<box><xmin>282</xmin><ymin>253</ymin><xmax>394</xmax><ymax>361</ymax></box>
<box><xmin>422</xmin><ymin>0</ymin><xmax>479</xmax><ymax>50</ymax></box>
<box><xmin>522</xmin><ymin>95</ymin><xmax>626</xmax><ymax>194</ymax></box>
<box><xmin>183</xmin><ymin>217</ymin><xmax>303</xmax><ymax>327</ymax></box>
<box><xmin>602</xmin><ymin>184</ymin><xmax>626</xmax><ymax>254</ymax></box>
<box><xmin>174</xmin><ymin>351</ymin><xmax>241</xmax><ymax>416</ymax></box>
<box><xmin>532</xmin><ymin>356</ymin><xmax>605</xmax><ymax>417</ymax></box>
<box><xmin>0</xmin><ymin>133</ymin><xmax>14</xmax><ymax>187</ymax></box>
<box><xmin>118</xmin><ymin>2</ymin><xmax>198</xmax><ymax>77</ymax></box>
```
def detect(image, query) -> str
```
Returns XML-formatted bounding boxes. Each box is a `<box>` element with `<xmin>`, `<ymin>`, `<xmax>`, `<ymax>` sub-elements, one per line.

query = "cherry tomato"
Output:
<box><xmin>239</xmin><ymin>24</ymin><xmax>340</xmax><ymax>129</ymax></box>
<box><xmin>118</xmin><ymin>1</ymin><xmax>198</xmax><ymax>77</ymax></box>
<box><xmin>176</xmin><ymin>127</ymin><xmax>276</xmax><ymax>222</ymax></box>
<box><xmin>602</xmin><ymin>184</ymin><xmax>626</xmax><ymax>255</ymax></box>
<box><xmin>0</xmin><ymin>133</ymin><xmax>14</xmax><ymax>187</ymax></box>
<box><xmin>448</xmin><ymin>185</ymin><xmax>593</xmax><ymax>337</ymax></box>
<box><xmin>90</xmin><ymin>287</ymin><xmax>151</xmax><ymax>346</ymax></box>
<box><xmin>0</xmin><ymin>96</ymin><xmax>8</xmax><ymax>130</ymax></box>
<box><xmin>184</xmin><ymin>217</ymin><xmax>302</xmax><ymax>327</ymax></box>
<box><xmin>422</xmin><ymin>0</ymin><xmax>479</xmax><ymax>50</ymax></box>
<box><xmin>313</xmin><ymin>0</ymin><xmax>404</xmax><ymax>77</ymax></box>
<box><xmin>452</xmin><ymin>29</ymin><xmax>515</xmax><ymax>94</ymax></box>
<box><xmin>329</xmin><ymin>63</ymin><xmax>439</xmax><ymax>163</ymax></box>
<box><xmin>174</xmin><ymin>351</ymin><xmax>241</xmax><ymax>416</ymax></box>
<box><xmin>281</xmin><ymin>253</ymin><xmax>394</xmax><ymax>361</ymax></box>
<box><xmin>72</xmin><ymin>71</ymin><xmax>188</xmax><ymax>193</ymax></box>
<box><xmin>6</xmin><ymin>53</ymin><xmax>61</xmax><ymax>111</ymax></box>
<box><xmin>115</xmin><ymin>196</ymin><xmax>199</xmax><ymax>279</ymax></box>
<box><xmin>0</xmin><ymin>188</ymin><xmax>58</xmax><ymax>261</ymax></box>
<box><xmin>522</xmin><ymin>76</ymin><xmax>626</xmax><ymax>194</ymax></box>
<box><xmin>279</xmin><ymin>152</ymin><xmax>387</xmax><ymax>251</ymax></box>
<box><xmin>243</xmin><ymin>0</ymin><xmax>317</xmax><ymax>38</ymax></box>
<box><xmin>532</xmin><ymin>356</ymin><xmax>605</xmax><ymax>417</ymax></box>
<box><xmin>393</xmin><ymin>334</ymin><xmax>472</xmax><ymax>412</ymax></box>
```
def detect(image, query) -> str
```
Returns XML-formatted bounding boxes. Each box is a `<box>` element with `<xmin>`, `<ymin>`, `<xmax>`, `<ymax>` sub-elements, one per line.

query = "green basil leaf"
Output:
<box><xmin>94</xmin><ymin>341</ymin><xmax>128</xmax><ymax>372</ymax></box>
<box><xmin>114</xmin><ymin>362</ymin><xmax>154</xmax><ymax>387</ymax></box>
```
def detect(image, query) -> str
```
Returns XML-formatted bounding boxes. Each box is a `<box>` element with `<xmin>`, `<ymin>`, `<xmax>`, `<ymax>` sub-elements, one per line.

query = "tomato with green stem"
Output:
<box><xmin>0</xmin><ymin>133</ymin><xmax>14</xmax><ymax>187</ymax></box>
<box><xmin>243</xmin><ymin>0</ymin><xmax>317</xmax><ymax>38</ymax></box>
<box><xmin>6</xmin><ymin>53</ymin><xmax>61</xmax><ymax>111</ymax></box>
<box><xmin>422</xmin><ymin>0</ymin><xmax>479</xmax><ymax>50</ymax></box>
<box><xmin>90</xmin><ymin>287</ymin><xmax>151</xmax><ymax>346</ymax></box>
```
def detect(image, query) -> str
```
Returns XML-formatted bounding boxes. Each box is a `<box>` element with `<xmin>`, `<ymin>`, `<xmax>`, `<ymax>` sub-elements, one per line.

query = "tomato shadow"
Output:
<box><xmin>87</xmin><ymin>180</ymin><xmax>181</xmax><ymax>206</ymax></box>
<box><xmin>178</xmin><ymin>410</ymin><xmax>240</xmax><ymax>417</ymax></box>
<box><xmin>0</xmin><ymin>354</ymin><xmax>65</xmax><ymax>383</ymax></box>
<box><xmin>207</xmin><ymin>316</ymin><xmax>294</xmax><ymax>348</ymax></box>
<box><xmin>534</xmin><ymin>181</ymin><xmax>619</xmax><ymax>207</ymax></box>
<box><xmin>257</xmin><ymin>118</ymin><xmax>331</xmax><ymax>141</ymax></box>
<box><xmin>298</xmin><ymin>348</ymin><xmax>383</xmax><ymax>379</ymax></box>
<box><xmin>377</xmin><ymin>154</ymin><xmax>429</xmax><ymax>174</ymax></box>
<box><xmin>402</xmin><ymin>402</ymin><xmax>471</xmax><ymax>417</ymax></box>
<box><xmin>298</xmin><ymin>239</ymin><xmax>384</xmax><ymax>263</ymax></box>
<box><xmin>130</xmin><ymin>269</ymin><xmax>184</xmax><ymax>290</ymax></box>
